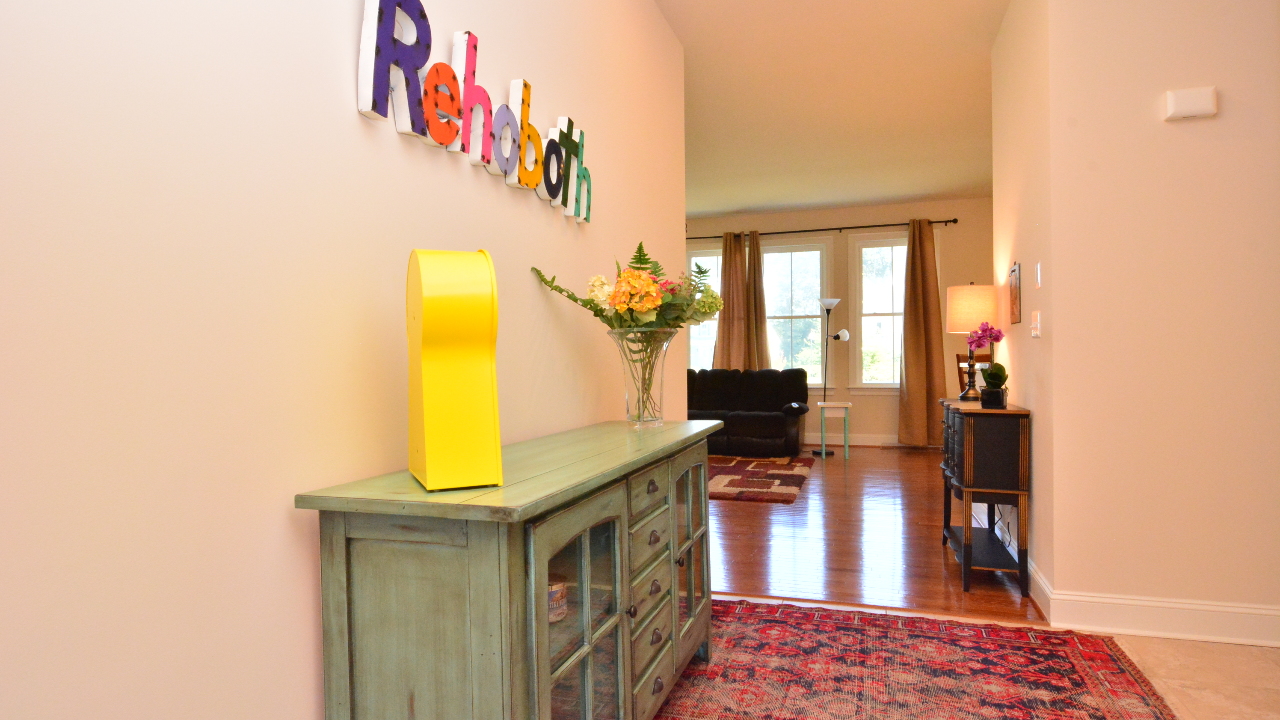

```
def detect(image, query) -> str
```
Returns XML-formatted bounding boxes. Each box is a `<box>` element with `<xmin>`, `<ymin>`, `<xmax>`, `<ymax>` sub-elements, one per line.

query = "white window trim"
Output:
<box><xmin>685</xmin><ymin>234</ymin><xmax>833</xmax><ymax>386</ymax></box>
<box><xmin>848</xmin><ymin>230</ymin><xmax>908</xmax><ymax>389</ymax></box>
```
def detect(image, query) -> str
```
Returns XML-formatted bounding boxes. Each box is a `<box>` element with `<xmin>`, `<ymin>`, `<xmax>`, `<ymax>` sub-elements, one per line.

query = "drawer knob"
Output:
<box><xmin>676</xmin><ymin>556</ymin><xmax>687</xmax><ymax>568</ymax></box>
<box><xmin>647</xmin><ymin>478</ymin><xmax>659</xmax><ymax>494</ymax></box>
<box><xmin>649</xmin><ymin>579</ymin><xmax>661</xmax><ymax>596</ymax></box>
<box><xmin>652</xmin><ymin>676</ymin><xmax>664</xmax><ymax>695</ymax></box>
<box><xmin>650</xmin><ymin>628</ymin><xmax>664</xmax><ymax>646</ymax></box>
<box><xmin>626</xmin><ymin>604</ymin><xmax>638</xmax><ymax>619</ymax></box>
<box><xmin>648</xmin><ymin>530</ymin><xmax>661</xmax><ymax>546</ymax></box>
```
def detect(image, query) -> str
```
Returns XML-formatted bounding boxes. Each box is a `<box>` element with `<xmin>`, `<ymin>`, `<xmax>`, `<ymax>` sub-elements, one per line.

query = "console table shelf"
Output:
<box><xmin>940</xmin><ymin>399</ymin><xmax>1032</xmax><ymax>595</ymax></box>
<box><xmin>296</xmin><ymin>420</ymin><xmax>721</xmax><ymax>720</ymax></box>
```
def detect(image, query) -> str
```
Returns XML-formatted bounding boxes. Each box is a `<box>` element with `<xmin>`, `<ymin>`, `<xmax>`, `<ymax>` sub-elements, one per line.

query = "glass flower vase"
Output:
<box><xmin>608</xmin><ymin>328</ymin><xmax>677</xmax><ymax>427</ymax></box>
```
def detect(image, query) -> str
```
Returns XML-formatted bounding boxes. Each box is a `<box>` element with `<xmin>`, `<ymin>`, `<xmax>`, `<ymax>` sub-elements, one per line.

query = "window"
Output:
<box><xmin>686</xmin><ymin>251</ymin><xmax>722</xmax><ymax>371</ymax></box>
<box><xmin>686</xmin><ymin>240</ymin><xmax>827</xmax><ymax>383</ymax></box>
<box><xmin>762</xmin><ymin>247</ymin><xmax>823</xmax><ymax>380</ymax></box>
<box><xmin>851</xmin><ymin>234</ymin><xmax>908</xmax><ymax>387</ymax></box>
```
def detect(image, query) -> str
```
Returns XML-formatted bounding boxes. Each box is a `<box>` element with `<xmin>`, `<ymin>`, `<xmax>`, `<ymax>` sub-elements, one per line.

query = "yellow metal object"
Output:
<box><xmin>407</xmin><ymin>249</ymin><xmax>503</xmax><ymax>491</ymax></box>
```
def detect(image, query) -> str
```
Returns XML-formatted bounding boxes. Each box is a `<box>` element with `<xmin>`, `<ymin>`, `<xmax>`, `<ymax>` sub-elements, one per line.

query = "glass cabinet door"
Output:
<box><xmin>670</xmin><ymin>445</ymin><xmax>711</xmax><ymax>662</ymax></box>
<box><xmin>530</xmin><ymin>485</ymin><xmax>629</xmax><ymax>720</ymax></box>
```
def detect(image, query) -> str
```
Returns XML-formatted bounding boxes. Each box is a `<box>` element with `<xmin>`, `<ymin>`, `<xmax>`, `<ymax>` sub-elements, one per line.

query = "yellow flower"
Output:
<box><xmin>609</xmin><ymin>268</ymin><xmax>662</xmax><ymax>314</ymax></box>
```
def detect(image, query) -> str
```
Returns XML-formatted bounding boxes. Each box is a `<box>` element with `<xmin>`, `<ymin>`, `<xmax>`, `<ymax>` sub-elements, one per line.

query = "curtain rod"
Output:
<box><xmin>685</xmin><ymin>218</ymin><xmax>958</xmax><ymax>241</ymax></box>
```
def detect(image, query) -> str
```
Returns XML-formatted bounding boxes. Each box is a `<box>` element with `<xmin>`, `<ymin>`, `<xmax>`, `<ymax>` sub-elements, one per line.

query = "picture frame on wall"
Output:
<box><xmin>1009</xmin><ymin>263</ymin><xmax>1022</xmax><ymax>324</ymax></box>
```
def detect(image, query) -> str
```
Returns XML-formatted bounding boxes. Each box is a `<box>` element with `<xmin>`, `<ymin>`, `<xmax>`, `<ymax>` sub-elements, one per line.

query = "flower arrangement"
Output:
<box><xmin>967</xmin><ymin>322</ymin><xmax>1008</xmax><ymax>390</ymax></box>
<box><xmin>532</xmin><ymin>243</ymin><xmax>724</xmax><ymax>426</ymax></box>
<box><xmin>532</xmin><ymin>243</ymin><xmax>723</xmax><ymax>329</ymax></box>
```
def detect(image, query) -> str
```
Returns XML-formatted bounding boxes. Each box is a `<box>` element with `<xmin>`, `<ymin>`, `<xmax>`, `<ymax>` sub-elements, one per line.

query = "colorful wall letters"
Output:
<box><xmin>359</xmin><ymin>0</ymin><xmax>593</xmax><ymax>222</ymax></box>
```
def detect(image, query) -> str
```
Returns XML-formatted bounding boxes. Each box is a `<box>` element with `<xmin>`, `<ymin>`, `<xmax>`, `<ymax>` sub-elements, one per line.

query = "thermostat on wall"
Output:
<box><xmin>1165</xmin><ymin>87</ymin><xmax>1217</xmax><ymax>120</ymax></box>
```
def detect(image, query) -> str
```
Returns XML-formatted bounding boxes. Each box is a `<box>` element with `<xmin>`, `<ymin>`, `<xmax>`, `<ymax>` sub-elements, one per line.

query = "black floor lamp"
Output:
<box><xmin>813</xmin><ymin>298</ymin><xmax>850</xmax><ymax>456</ymax></box>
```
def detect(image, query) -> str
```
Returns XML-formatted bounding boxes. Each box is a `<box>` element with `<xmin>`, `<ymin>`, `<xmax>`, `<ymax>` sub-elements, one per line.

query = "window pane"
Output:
<box><xmin>791</xmin><ymin>251</ymin><xmax>821</xmax><ymax>316</ymax></box>
<box><xmin>550</xmin><ymin>659</ymin><xmax>586</xmax><ymax>720</ymax></box>
<box><xmin>767</xmin><ymin>317</ymin><xmax>821</xmax><ymax>380</ymax></box>
<box><xmin>762</xmin><ymin>252</ymin><xmax>793</xmax><ymax>316</ymax></box>
<box><xmin>688</xmin><ymin>254</ymin><xmax>722</xmax><ymax>295</ymax></box>
<box><xmin>862</xmin><ymin>246</ymin><xmax>894</xmax><ymax>314</ymax></box>
<box><xmin>688</xmin><ymin>319</ymin><xmax>717</xmax><ymax>371</ymax></box>
<box><xmin>588</xmin><ymin>522</ymin><xmax>616</xmax><ymax>629</ymax></box>
<box><xmin>548</xmin><ymin>536</ymin><xmax>584</xmax><ymax>671</ymax></box>
<box><xmin>862</xmin><ymin>316</ymin><xmax>896</xmax><ymax>383</ymax></box>
<box><xmin>892</xmin><ymin>245</ymin><xmax>907</xmax><ymax>314</ymax></box>
<box><xmin>590</xmin><ymin>629</ymin><xmax>621</xmax><ymax>720</ymax></box>
<box><xmin>687</xmin><ymin>254</ymin><xmax>722</xmax><ymax>371</ymax></box>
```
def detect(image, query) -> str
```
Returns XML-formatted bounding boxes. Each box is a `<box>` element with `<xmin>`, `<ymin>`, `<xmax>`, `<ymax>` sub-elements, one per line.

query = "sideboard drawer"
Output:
<box><xmin>629</xmin><ymin>506</ymin><xmax>671</xmax><ymax>573</ymax></box>
<box><xmin>628</xmin><ymin>463</ymin><xmax>669</xmax><ymax>520</ymax></box>
<box><xmin>630</xmin><ymin>595</ymin><xmax>673</xmax><ymax>678</ymax></box>
<box><xmin>628</xmin><ymin>550</ymin><xmax>672</xmax><ymax>625</ymax></box>
<box><xmin>632</xmin><ymin>641</ymin><xmax>676</xmax><ymax>720</ymax></box>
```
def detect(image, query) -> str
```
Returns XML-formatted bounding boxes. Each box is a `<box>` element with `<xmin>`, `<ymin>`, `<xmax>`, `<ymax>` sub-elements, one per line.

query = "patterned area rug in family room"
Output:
<box><xmin>707</xmin><ymin>456</ymin><xmax>815</xmax><ymax>504</ymax></box>
<box><xmin>657</xmin><ymin>600</ymin><xmax>1176</xmax><ymax>720</ymax></box>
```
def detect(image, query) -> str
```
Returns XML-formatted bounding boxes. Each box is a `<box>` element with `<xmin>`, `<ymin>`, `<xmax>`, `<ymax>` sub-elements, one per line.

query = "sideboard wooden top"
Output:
<box><xmin>939</xmin><ymin>398</ymin><xmax>1031</xmax><ymax>416</ymax></box>
<box><xmin>295</xmin><ymin>420</ymin><xmax>722</xmax><ymax>523</ymax></box>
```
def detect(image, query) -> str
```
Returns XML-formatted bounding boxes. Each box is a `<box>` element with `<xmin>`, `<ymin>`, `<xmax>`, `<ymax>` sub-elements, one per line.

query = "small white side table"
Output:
<box><xmin>815</xmin><ymin>401</ymin><xmax>853</xmax><ymax>459</ymax></box>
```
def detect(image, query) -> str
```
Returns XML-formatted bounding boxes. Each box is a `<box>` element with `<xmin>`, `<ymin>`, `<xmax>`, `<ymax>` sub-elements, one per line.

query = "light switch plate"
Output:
<box><xmin>1030</xmin><ymin>310</ymin><xmax>1042</xmax><ymax>338</ymax></box>
<box><xmin>1165</xmin><ymin>87</ymin><xmax>1217</xmax><ymax>120</ymax></box>
<box><xmin>1035</xmin><ymin>262</ymin><xmax>1041</xmax><ymax>289</ymax></box>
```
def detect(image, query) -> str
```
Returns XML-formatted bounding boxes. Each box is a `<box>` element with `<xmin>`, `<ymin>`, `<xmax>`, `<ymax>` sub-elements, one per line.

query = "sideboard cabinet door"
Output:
<box><xmin>669</xmin><ymin>443</ymin><xmax>712</xmax><ymax>664</ymax></box>
<box><xmin>528</xmin><ymin>484</ymin><xmax>629</xmax><ymax>720</ymax></box>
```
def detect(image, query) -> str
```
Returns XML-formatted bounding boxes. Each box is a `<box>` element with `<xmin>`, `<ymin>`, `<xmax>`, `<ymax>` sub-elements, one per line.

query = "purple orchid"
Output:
<box><xmin>966</xmin><ymin>322</ymin><xmax>1005</xmax><ymax>350</ymax></box>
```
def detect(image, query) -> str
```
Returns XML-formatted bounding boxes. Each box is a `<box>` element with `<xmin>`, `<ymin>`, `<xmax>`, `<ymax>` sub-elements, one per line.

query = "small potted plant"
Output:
<box><xmin>980</xmin><ymin>362</ymin><xmax>1008</xmax><ymax>409</ymax></box>
<box><xmin>967</xmin><ymin>322</ymin><xmax>1008</xmax><ymax>409</ymax></box>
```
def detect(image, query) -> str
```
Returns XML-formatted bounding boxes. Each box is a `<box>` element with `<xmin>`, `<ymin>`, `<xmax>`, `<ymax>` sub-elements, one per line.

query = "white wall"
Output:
<box><xmin>686</xmin><ymin>197</ymin><xmax>993</xmax><ymax>444</ymax></box>
<box><xmin>994</xmin><ymin>0</ymin><xmax>1280</xmax><ymax>645</ymax></box>
<box><xmin>0</xmin><ymin>1</ymin><xmax>684</xmax><ymax>717</ymax></box>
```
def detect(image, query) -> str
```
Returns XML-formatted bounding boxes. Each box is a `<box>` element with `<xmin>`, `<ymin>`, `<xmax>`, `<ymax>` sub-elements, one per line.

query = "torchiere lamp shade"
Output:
<box><xmin>945</xmin><ymin>284</ymin><xmax>997</xmax><ymax>333</ymax></box>
<box><xmin>407</xmin><ymin>249</ymin><xmax>503</xmax><ymax>491</ymax></box>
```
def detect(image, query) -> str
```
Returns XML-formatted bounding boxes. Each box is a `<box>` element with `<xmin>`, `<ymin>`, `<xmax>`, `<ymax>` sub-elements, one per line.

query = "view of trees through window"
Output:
<box><xmin>763</xmin><ymin>249</ymin><xmax>822</xmax><ymax>380</ymax></box>
<box><xmin>687</xmin><ymin>247</ymin><xmax>823</xmax><ymax>383</ymax></box>
<box><xmin>859</xmin><ymin>243</ymin><xmax>907</xmax><ymax>384</ymax></box>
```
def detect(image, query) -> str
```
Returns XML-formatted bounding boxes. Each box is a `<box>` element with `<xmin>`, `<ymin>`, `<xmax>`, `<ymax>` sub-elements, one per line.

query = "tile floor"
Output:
<box><xmin>1112</xmin><ymin>634</ymin><xmax>1280</xmax><ymax>720</ymax></box>
<box><xmin>719</xmin><ymin>594</ymin><xmax>1280</xmax><ymax>719</ymax></box>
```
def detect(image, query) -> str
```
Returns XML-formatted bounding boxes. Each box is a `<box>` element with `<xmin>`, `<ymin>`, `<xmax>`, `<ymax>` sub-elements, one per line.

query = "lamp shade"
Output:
<box><xmin>945</xmin><ymin>285</ymin><xmax>997</xmax><ymax>333</ymax></box>
<box><xmin>819</xmin><ymin>298</ymin><xmax>841</xmax><ymax>311</ymax></box>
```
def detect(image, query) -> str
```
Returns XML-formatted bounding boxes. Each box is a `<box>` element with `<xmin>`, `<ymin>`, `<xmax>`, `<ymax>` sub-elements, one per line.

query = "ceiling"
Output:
<box><xmin>653</xmin><ymin>0</ymin><xmax>1011</xmax><ymax>217</ymax></box>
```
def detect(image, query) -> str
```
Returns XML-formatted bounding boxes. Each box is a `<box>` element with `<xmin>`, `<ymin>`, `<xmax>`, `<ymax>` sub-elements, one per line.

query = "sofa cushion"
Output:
<box><xmin>723</xmin><ymin>411</ymin><xmax>788</xmax><ymax>438</ymax></box>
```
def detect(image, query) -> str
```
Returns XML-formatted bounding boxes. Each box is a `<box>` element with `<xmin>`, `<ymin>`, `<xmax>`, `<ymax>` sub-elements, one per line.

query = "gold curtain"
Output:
<box><xmin>713</xmin><ymin>231</ymin><xmax>770</xmax><ymax>370</ymax></box>
<box><xmin>898</xmin><ymin>220</ymin><xmax>947</xmax><ymax>446</ymax></box>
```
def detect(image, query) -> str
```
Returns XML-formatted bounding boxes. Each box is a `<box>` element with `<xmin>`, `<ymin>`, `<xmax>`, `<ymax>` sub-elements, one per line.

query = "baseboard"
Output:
<box><xmin>1029</xmin><ymin>562</ymin><xmax>1280</xmax><ymax>647</ymax></box>
<box><xmin>803</xmin><ymin>432</ymin><xmax>899</xmax><ymax>447</ymax></box>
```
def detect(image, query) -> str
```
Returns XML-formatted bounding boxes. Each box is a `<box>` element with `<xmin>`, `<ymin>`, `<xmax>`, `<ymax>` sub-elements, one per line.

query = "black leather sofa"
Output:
<box><xmin>687</xmin><ymin>368</ymin><xmax>810</xmax><ymax>457</ymax></box>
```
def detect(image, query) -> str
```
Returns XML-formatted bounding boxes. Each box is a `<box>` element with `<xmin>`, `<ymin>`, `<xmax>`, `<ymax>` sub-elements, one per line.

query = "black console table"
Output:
<box><xmin>940</xmin><ymin>399</ymin><xmax>1031</xmax><ymax>595</ymax></box>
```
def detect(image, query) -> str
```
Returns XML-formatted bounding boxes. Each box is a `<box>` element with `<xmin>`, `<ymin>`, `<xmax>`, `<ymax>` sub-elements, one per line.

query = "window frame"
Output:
<box><xmin>848</xmin><ymin>230</ymin><xmax>909</xmax><ymax>390</ymax></box>
<box><xmin>685</xmin><ymin>234</ymin><xmax>832</xmax><ymax>385</ymax></box>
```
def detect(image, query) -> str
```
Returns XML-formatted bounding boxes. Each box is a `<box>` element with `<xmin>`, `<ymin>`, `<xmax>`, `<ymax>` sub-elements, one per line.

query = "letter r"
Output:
<box><xmin>357</xmin><ymin>0</ymin><xmax>431</xmax><ymax>137</ymax></box>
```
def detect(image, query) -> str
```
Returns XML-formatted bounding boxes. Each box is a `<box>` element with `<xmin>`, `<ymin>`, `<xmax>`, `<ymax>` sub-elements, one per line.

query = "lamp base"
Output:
<box><xmin>811</xmin><ymin>448</ymin><xmax>835</xmax><ymax>457</ymax></box>
<box><xmin>959</xmin><ymin>386</ymin><xmax>982</xmax><ymax>401</ymax></box>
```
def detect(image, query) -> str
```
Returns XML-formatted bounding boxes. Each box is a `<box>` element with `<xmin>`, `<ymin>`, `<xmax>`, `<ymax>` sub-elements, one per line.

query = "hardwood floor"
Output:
<box><xmin>708</xmin><ymin>444</ymin><xmax>1046</xmax><ymax>624</ymax></box>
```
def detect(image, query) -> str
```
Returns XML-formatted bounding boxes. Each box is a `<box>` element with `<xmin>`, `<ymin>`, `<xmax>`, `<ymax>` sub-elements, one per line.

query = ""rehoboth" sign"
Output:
<box><xmin>357</xmin><ymin>0</ymin><xmax>593</xmax><ymax>222</ymax></box>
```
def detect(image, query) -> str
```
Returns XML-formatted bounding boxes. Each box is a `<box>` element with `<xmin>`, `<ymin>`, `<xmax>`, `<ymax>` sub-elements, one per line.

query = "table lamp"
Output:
<box><xmin>945</xmin><ymin>283</ymin><xmax>997</xmax><ymax>401</ymax></box>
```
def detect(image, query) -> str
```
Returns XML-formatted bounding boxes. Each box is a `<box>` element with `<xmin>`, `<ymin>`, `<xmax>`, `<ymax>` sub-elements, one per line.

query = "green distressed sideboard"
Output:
<box><xmin>296</xmin><ymin>420</ymin><xmax>722</xmax><ymax>720</ymax></box>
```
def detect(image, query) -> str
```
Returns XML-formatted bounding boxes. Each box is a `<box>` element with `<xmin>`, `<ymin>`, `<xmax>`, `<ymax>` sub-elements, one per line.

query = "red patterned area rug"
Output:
<box><xmin>657</xmin><ymin>600</ymin><xmax>1176</xmax><ymax>720</ymax></box>
<box><xmin>707</xmin><ymin>456</ymin><xmax>815</xmax><ymax>504</ymax></box>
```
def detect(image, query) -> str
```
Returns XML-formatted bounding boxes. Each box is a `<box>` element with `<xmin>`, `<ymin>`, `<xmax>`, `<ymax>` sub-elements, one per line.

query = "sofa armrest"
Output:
<box><xmin>781</xmin><ymin>402</ymin><xmax>809</xmax><ymax>416</ymax></box>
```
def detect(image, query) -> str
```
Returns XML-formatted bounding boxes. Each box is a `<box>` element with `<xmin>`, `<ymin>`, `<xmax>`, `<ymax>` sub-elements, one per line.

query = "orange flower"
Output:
<box><xmin>609</xmin><ymin>268</ymin><xmax>662</xmax><ymax>313</ymax></box>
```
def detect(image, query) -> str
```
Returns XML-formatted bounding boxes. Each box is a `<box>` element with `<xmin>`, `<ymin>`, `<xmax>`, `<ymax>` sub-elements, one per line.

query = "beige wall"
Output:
<box><xmin>992</xmin><ymin>0</ymin><xmax>1056</xmax><ymax>612</ymax></box>
<box><xmin>994</xmin><ymin>0</ymin><xmax>1280</xmax><ymax>644</ymax></box>
<box><xmin>686</xmin><ymin>197</ymin><xmax>994</xmax><ymax>443</ymax></box>
<box><xmin>0</xmin><ymin>1</ymin><xmax>684</xmax><ymax>717</ymax></box>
